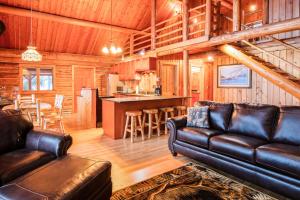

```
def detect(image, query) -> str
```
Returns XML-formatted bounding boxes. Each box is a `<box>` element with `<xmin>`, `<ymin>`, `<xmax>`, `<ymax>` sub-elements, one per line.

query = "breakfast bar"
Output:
<box><xmin>102</xmin><ymin>96</ymin><xmax>189</xmax><ymax>139</ymax></box>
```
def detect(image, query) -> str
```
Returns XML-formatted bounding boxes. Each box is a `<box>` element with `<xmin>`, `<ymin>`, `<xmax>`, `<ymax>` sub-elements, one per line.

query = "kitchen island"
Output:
<box><xmin>102</xmin><ymin>96</ymin><xmax>189</xmax><ymax>139</ymax></box>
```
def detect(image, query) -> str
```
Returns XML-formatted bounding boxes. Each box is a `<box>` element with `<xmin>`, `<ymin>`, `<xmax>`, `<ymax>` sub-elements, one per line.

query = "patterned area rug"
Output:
<box><xmin>111</xmin><ymin>163</ymin><xmax>279</xmax><ymax>200</ymax></box>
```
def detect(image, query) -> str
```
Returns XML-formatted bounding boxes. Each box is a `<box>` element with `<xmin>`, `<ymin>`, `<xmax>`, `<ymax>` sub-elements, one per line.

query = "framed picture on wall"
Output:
<box><xmin>218</xmin><ymin>64</ymin><xmax>252</xmax><ymax>88</ymax></box>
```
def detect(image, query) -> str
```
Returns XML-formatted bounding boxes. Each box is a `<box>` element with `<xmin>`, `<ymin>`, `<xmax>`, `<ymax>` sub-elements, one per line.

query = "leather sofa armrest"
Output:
<box><xmin>167</xmin><ymin>116</ymin><xmax>187</xmax><ymax>156</ymax></box>
<box><xmin>25</xmin><ymin>129</ymin><xmax>73</xmax><ymax>157</ymax></box>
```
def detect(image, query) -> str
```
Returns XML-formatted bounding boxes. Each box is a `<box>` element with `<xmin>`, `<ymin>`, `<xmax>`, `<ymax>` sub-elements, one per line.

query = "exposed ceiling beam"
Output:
<box><xmin>0</xmin><ymin>5</ymin><xmax>149</xmax><ymax>35</ymax></box>
<box><xmin>0</xmin><ymin>48</ymin><xmax>120</xmax><ymax>65</ymax></box>
<box><xmin>216</xmin><ymin>0</ymin><xmax>233</xmax><ymax>10</ymax></box>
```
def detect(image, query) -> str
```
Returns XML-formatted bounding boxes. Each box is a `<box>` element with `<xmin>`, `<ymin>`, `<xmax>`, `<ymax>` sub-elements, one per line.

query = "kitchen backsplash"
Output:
<box><xmin>122</xmin><ymin>72</ymin><xmax>157</xmax><ymax>93</ymax></box>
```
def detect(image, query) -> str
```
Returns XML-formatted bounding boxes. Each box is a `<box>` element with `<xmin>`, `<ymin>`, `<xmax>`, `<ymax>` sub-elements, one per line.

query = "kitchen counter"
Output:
<box><xmin>105</xmin><ymin>96</ymin><xmax>190</xmax><ymax>103</ymax></box>
<box><xmin>102</xmin><ymin>96</ymin><xmax>189</xmax><ymax>139</ymax></box>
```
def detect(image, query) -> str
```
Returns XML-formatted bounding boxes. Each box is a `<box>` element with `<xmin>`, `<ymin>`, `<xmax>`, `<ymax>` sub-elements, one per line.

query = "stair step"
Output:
<box><xmin>251</xmin><ymin>55</ymin><xmax>265</xmax><ymax>60</ymax></box>
<box><xmin>273</xmin><ymin>69</ymin><xmax>289</xmax><ymax>75</ymax></box>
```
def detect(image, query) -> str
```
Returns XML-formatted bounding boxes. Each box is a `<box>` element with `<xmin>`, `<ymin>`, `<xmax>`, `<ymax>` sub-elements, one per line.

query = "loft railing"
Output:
<box><xmin>123</xmin><ymin>1</ymin><xmax>222</xmax><ymax>56</ymax></box>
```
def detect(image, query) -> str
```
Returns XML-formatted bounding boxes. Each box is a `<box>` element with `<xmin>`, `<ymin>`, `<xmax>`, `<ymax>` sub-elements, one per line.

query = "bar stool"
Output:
<box><xmin>159</xmin><ymin>107</ymin><xmax>175</xmax><ymax>135</ymax></box>
<box><xmin>142</xmin><ymin>109</ymin><xmax>160</xmax><ymax>139</ymax></box>
<box><xmin>174</xmin><ymin>106</ymin><xmax>187</xmax><ymax>116</ymax></box>
<box><xmin>123</xmin><ymin>111</ymin><xmax>144</xmax><ymax>143</ymax></box>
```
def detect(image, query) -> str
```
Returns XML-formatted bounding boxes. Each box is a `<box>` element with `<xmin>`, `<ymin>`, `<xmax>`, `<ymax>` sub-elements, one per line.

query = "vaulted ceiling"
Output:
<box><xmin>0</xmin><ymin>0</ymin><xmax>175</xmax><ymax>56</ymax></box>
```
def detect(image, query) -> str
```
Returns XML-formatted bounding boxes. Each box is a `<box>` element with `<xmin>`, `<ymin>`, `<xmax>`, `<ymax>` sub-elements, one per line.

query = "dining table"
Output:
<box><xmin>2</xmin><ymin>102</ymin><xmax>52</xmax><ymax>111</ymax></box>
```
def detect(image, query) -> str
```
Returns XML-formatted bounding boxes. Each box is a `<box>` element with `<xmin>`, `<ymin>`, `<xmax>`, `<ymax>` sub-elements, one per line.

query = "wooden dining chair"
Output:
<box><xmin>42</xmin><ymin>94</ymin><xmax>65</xmax><ymax>133</ymax></box>
<box><xmin>17</xmin><ymin>94</ymin><xmax>35</xmax><ymax>105</ymax></box>
<box><xmin>29</xmin><ymin>99</ymin><xmax>42</xmax><ymax>127</ymax></box>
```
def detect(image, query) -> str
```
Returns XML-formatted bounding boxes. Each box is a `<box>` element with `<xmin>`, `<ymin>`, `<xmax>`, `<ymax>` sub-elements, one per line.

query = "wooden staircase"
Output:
<box><xmin>218</xmin><ymin>43</ymin><xmax>300</xmax><ymax>100</ymax></box>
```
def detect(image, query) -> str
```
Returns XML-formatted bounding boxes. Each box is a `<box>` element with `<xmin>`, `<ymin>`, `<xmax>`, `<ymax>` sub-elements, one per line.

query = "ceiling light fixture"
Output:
<box><xmin>102</xmin><ymin>0</ymin><xmax>122</xmax><ymax>55</ymax></box>
<box><xmin>207</xmin><ymin>56</ymin><xmax>214</xmax><ymax>62</ymax></box>
<box><xmin>22</xmin><ymin>0</ymin><xmax>42</xmax><ymax>62</ymax></box>
<box><xmin>249</xmin><ymin>4</ymin><xmax>257</xmax><ymax>12</ymax></box>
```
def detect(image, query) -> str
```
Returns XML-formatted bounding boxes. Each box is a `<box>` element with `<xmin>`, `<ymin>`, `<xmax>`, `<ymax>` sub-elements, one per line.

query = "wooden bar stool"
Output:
<box><xmin>142</xmin><ymin>109</ymin><xmax>160</xmax><ymax>139</ymax></box>
<box><xmin>174</xmin><ymin>106</ymin><xmax>187</xmax><ymax>116</ymax></box>
<box><xmin>159</xmin><ymin>107</ymin><xmax>175</xmax><ymax>135</ymax></box>
<box><xmin>123</xmin><ymin>111</ymin><xmax>144</xmax><ymax>143</ymax></box>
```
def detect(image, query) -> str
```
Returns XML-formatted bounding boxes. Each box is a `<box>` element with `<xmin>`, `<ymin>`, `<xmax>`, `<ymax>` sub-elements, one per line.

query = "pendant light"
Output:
<box><xmin>22</xmin><ymin>0</ymin><xmax>42</xmax><ymax>62</ymax></box>
<box><xmin>102</xmin><ymin>0</ymin><xmax>122</xmax><ymax>55</ymax></box>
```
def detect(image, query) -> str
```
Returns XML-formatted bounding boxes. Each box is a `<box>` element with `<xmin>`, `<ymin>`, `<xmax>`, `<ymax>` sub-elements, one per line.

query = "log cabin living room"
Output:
<box><xmin>0</xmin><ymin>0</ymin><xmax>300</xmax><ymax>199</ymax></box>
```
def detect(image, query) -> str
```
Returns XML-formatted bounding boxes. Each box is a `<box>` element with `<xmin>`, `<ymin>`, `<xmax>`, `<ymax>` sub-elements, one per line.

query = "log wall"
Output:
<box><xmin>0</xmin><ymin>51</ymin><xmax>110</xmax><ymax>114</ymax></box>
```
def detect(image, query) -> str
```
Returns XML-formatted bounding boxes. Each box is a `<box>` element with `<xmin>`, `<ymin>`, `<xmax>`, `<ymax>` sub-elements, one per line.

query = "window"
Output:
<box><xmin>40</xmin><ymin>69</ymin><xmax>53</xmax><ymax>90</ymax></box>
<box><xmin>22</xmin><ymin>67</ymin><xmax>54</xmax><ymax>91</ymax></box>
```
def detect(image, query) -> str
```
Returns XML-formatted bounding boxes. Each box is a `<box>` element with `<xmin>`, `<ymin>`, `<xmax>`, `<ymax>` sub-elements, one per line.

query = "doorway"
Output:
<box><xmin>160</xmin><ymin>64</ymin><xmax>178</xmax><ymax>96</ymax></box>
<box><xmin>190</xmin><ymin>62</ymin><xmax>213</xmax><ymax>105</ymax></box>
<box><xmin>73</xmin><ymin>66</ymin><xmax>95</xmax><ymax>112</ymax></box>
<box><xmin>190</xmin><ymin>65</ymin><xmax>204</xmax><ymax>105</ymax></box>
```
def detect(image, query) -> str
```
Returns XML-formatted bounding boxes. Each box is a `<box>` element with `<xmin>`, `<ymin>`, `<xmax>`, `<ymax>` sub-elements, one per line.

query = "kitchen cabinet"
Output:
<box><xmin>111</xmin><ymin>57</ymin><xmax>157</xmax><ymax>81</ymax></box>
<box><xmin>135</xmin><ymin>57</ymin><xmax>156</xmax><ymax>72</ymax></box>
<box><xmin>111</xmin><ymin>62</ymin><xmax>136</xmax><ymax>81</ymax></box>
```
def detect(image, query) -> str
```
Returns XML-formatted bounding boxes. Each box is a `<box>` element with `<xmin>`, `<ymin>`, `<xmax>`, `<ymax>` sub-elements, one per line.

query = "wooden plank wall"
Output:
<box><xmin>213</xmin><ymin>41</ymin><xmax>300</xmax><ymax>106</ymax></box>
<box><xmin>0</xmin><ymin>63</ymin><xmax>19</xmax><ymax>95</ymax></box>
<box><xmin>269</xmin><ymin>0</ymin><xmax>300</xmax><ymax>38</ymax></box>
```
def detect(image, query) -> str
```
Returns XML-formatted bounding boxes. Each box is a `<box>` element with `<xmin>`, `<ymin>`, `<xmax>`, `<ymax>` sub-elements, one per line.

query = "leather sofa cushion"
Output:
<box><xmin>195</xmin><ymin>101</ymin><xmax>233</xmax><ymax>131</ymax></box>
<box><xmin>273</xmin><ymin>106</ymin><xmax>300</xmax><ymax>145</ymax></box>
<box><xmin>209</xmin><ymin>134</ymin><xmax>267</xmax><ymax>163</ymax></box>
<box><xmin>0</xmin><ymin>149</ymin><xmax>55</xmax><ymax>185</ymax></box>
<box><xmin>0</xmin><ymin>110</ymin><xmax>33</xmax><ymax>154</ymax></box>
<box><xmin>177</xmin><ymin>127</ymin><xmax>224</xmax><ymax>148</ymax></box>
<box><xmin>228</xmin><ymin>104</ymin><xmax>279</xmax><ymax>140</ymax></box>
<box><xmin>256</xmin><ymin>143</ymin><xmax>300</xmax><ymax>179</ymax></box>
<box><xmin>2</xmin><ymin>156</ymin><xmax>112</xmax><ymax>200</ymax></box>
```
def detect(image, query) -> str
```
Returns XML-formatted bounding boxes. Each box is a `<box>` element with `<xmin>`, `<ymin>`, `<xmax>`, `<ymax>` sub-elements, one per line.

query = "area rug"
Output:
<box><xmin>111</xmin><ymin>163</ymin><xmax>279</xmax><ymax>200</ymax></box>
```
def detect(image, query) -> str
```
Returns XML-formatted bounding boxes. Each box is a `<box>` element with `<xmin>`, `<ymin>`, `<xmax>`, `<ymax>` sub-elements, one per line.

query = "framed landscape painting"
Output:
<box><xmin>218</xmin><ymin>64</ymin><xmax>252</xmax><ymax>88</ymax></box>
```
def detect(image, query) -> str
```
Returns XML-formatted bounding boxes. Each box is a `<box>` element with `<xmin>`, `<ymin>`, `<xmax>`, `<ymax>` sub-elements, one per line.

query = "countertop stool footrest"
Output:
<box><xmin>0</xmin><ymin>156</ymin><xmax>112</xmax><ymax>200</ymax></box>
<box><xmin>124</xmin><ymin>111</ymin><xmax>144</xmax><ymax>143</ymax></box>
<box><xmin>159</xmin><ymin>107</ymin><xmax>175</xmax><ymax>135</ymax></box>
<box><xmin>174</xmin><ymin>106</ymin><xmax>187</xmax><ymax>116</ymax></box>
<box><xmin>142</xmin><ymin>109</ymin><xmax>160</xmax><ymax>139</ymax></box>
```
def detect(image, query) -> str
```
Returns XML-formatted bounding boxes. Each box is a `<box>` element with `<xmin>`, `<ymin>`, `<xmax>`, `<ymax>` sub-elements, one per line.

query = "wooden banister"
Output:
<box><xmin>242</xmin><ymin>40</ymin><xmax>300</xmax><ymax>70</ymax></box>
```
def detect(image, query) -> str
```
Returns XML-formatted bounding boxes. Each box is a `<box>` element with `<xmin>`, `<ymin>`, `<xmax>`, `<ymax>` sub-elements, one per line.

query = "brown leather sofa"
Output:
<box><xmin>0</xmin><ymin>110</ymin><xmax>112</xmax><ymax>200</ymax></box>
<box><xmin>167</xmin><ymin>101</ymin><xmax>300</xmax><ymax>199</ymax></box>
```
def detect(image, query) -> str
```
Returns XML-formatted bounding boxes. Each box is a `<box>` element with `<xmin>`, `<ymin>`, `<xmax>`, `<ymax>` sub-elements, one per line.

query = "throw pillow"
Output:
<box><xmin>187</xmin><ymin>106</ymin><xmax>209</xmax><ymax>128</ymax></box>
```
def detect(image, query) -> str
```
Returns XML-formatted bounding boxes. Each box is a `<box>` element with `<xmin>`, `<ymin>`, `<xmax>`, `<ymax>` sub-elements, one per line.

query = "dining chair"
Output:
<box><xmin>17</xmin><ymin>94</ymin><xmax>35</xmax><ymax>105</ymax></box>
<box><xmin>29</xmin><ymin>99</ymin><xmax>42</xmax><ymax>127</ymax></box>
<box><xmin>42</xmin><ymin>94</ymin><xmax>65</xmax><ymax>133</ymax></box>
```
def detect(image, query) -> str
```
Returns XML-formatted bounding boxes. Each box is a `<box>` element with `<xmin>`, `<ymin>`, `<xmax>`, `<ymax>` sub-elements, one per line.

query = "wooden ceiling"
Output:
<box><xmin>0</xmin><ymin>0</ymin><xmax>174</xmax><ymax>56</ymax></box>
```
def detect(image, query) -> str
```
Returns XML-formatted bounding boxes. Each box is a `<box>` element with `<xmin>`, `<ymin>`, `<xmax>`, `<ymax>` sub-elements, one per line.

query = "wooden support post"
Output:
<box><xmin>263</xmin><ymin>0</ymin><xmax>269</xmax><ymax>24</ymax></box>
<box><xmin>182</xmin><ymin>0</ymin><xmax>189</xmax><ymax>97</ymax></box>
<box><xmin>130</xmin><ymin>34</ymin><xmax>134</xmax><ymax>56</ymax></box>
<box><xmin>151</xmin><ymin>0</ymin><xmax>156</xmax><ymax>50</ymax></box>
<box><xmin>205</xmin><ymin>0</ymin><xmax>212</xmax><ymax>37</ymax></box>
<box><xmin>183</xmin><ymin>50</ymin><xmax>189</xmax><ymax>97</ymax></box>
<box><xmin>233</xmin><ymin>0</ymin><xmax>241</xmax><ymax>32</ymax></box>
<box><xmin>182</xmin><ymin>0</ymin><xmax>189</xmax><ymax>41</ymax></box>
<box><xmin>215</xmin><ymin>1</ymin><xmax>221</xmax><ymax>36</ymax></box>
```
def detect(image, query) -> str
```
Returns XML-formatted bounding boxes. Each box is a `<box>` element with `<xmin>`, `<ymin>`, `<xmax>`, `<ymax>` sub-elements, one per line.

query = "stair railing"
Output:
<box><xmin>223</xmin><ymin>16</ymin><xmax>300</xmax><ymax>53</ymax></box>
<box><xmin>241</xmin><ymin>40</ymin><xmax>300</xmax><ymax>70</ymax></box>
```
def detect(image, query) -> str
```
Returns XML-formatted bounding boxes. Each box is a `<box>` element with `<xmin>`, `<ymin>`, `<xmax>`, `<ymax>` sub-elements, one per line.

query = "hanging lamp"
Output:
<box><xmin>22</xmin><ymin>0</ymin><xmax>42</xmax><ymax>62</ymax></box>
<box><xmin>102</xmin><ymin>0</ymin><xmax>122</xmax><ymax>55</ymax></box>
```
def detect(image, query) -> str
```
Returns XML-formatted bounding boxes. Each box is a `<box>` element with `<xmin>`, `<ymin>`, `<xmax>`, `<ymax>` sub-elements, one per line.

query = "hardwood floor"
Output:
<box><xmin>68</xmin><ymin>128</ymin><xmax>190</xmax><ymax>192</ymax></box>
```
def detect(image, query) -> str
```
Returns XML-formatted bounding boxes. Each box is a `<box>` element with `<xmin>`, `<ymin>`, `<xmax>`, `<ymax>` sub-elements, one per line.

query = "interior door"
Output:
<box><xmin>73</xmin><ymin>67</ymin><xmax>95</xmax><ymax>112</ymax></box>
<box><xmin>191</xmin><ymin>65</ymin><xmax>204</xmax><ymax>105</ymax></box>
<box><xmin>160</xmin><ymin>64</ymin><xmax>176</xmax><ymax>96</ymax></box>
